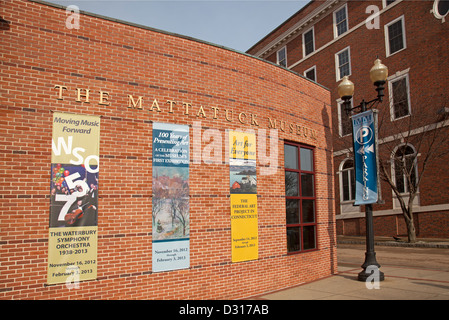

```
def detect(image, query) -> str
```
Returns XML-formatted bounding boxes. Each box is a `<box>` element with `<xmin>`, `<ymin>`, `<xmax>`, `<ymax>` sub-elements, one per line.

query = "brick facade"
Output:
<box><xmin>248</xmin><ymin>0</ymin><xmax>449</xmax><ymax>239</ymax></box>
<box><xmin>0</xmin><ymin>0</ymin><xmax>335</xmax><ymax>299</ymax></box>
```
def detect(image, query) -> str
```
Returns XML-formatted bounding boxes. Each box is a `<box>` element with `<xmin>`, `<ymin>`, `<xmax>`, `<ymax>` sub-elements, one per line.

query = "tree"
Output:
<box><xmin>337</xmin><ymin>91</ymin><xmax>449</xmax><ymax>243</ymax></box>
<box><xmin>376</xmin><ymin>93</ymin><xmax>449</xmax><ymax>242</ymax></box>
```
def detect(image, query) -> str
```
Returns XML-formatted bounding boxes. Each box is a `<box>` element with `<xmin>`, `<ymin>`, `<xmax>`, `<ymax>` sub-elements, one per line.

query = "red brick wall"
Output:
<box><xmin>0</xmin><ymin>0</ymin><xmax>334</xmax><ymax>299</ymax></box>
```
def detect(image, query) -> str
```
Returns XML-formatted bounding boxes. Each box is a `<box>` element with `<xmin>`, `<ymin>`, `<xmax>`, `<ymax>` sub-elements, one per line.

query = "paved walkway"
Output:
<box><xmin>253</xmin><ymin>237</ymin><xmax>449</xmax><ymax>300</ymax></box>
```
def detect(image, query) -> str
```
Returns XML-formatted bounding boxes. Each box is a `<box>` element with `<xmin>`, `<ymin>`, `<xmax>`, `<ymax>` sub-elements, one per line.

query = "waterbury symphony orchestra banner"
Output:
<box><xmin>229</xmin><ymin>131</ymin><xmax>258</xmax><ymax>263</ymax></box>
<box><xmin>48</xmin><ymin>112</ymin><xmax>100</xmax><ymax>285</ymax></box>
<box><xmin>152</xmin><ymin>122</ymin><xmax>190</xmax><ymax>272</ymax></box>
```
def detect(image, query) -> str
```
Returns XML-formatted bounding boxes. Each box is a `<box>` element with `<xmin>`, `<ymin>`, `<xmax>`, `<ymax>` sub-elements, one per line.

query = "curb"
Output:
<box><xmin>338</xmin><ymin>239</ymin><xmax>449</xmax><ymax>249</ymax></box>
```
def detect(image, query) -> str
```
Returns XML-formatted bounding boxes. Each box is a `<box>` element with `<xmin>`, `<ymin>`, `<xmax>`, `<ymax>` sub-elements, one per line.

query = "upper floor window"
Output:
<box><xmin>337</xmin><ymin>99</ymin><xmax>352</xmax><ymax>137</ymax></box>
<box><xmin>393</xmin><ymin>144</ymin><xmax>418</xmax><ymax>194</ymax></box>
<box><xmin>340</xmin><ymin>159</ymin><xmax>356</xmax><ymax>202</ymax></box>
<box><xmin>303</xmin><ymin>27</ymin><xmax>315</xmax><ymax>57</ymax></box>
<box><xmin>304</xmin><ymin>66</ymin><xmax>316</xmax><ymax>82</ymax></box>
<box><xmin>334</xmin><ymin>4</ymin><xmax>348</xmax><ymax>37</ymax></box>
<box><xmin>385</xmin><ymin>16</ymin><xmax>406</xmax><ymax>56</ymax></box>
<box><xmin>335</xmin><ymin>47</ymin><xmax>351</xmax><ymax>81</ymax></box>
<box><xmin>384</xmin><ymin>0</ymin><xmax>397</xmax><ymax>7</ymax></box>
<box><xmin>432</xmin><ymin>0</ymin><xmax>449</xmax><ymax>22</ymax></box>
<box><xmin>388</xmin><ymin>70</ymin><xmax>411</xmax><ymax>120</ymax></box>
<box><xmin>277</xmin><ymin>47</ymin><xmax>287</xmax><ymax>68</ymax></box>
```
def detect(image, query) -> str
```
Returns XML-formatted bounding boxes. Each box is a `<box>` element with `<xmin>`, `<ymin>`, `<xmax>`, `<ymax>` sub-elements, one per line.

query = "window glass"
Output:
<box><xmin>284</xmin><ymin>144</ymin><xmax>298</xmax><ymax>169</ymax></box>
<box><xmin>335</xmin><ymin>6</ymin><xmax>348</xmax><ymax>36</ymax></box>
<box><xmin>284</xmin><ymin>142</ymin><xmax>316</xmax><ymax>253</ymax></box>
<box><xmin>304</xmin><ymin>29</ymin><xmax>314</xmax><ymax>56</ymax></box>
<box><xmin>388</xmin><ymin>19</ymin><xmax>404</xmax><ymax>54</ymax></box>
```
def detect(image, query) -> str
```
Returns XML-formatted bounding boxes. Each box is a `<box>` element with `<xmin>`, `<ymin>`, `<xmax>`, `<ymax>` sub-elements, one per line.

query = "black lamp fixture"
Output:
<box><xmin>338</xmin><ymin>58</ymin><xmax>388</xmax><ymax>114</ymax></box>
<box><xmin>337</xmin><ymin>58</ymin><xmax>389</xmax><ymax>282</ymax></box>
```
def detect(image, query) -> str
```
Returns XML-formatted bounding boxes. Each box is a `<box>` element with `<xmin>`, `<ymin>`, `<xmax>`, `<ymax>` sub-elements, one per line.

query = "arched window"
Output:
<box><xmin>340</xmin><ymin>158</ymin><xmax>355</xmax><ymax>202</ymax></box>
<box><xmin>392</xmin><ymin>144</ymin><xmax>418</xmax><ymax>194</ymax></box>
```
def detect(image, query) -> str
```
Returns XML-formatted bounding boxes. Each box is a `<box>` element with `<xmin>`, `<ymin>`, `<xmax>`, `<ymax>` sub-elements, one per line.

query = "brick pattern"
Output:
<box><xmin>0</xmin><ymin>1</ymin><xmax>335</xmax><ymax>299</ymax></box>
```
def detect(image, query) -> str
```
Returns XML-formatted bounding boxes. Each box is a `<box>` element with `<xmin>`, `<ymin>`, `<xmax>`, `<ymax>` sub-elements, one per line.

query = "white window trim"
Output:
<box><xmin>302</xmin><ymin>26</ymin><xmax>315</xmax><ymax>57</ymax></box>
<box><xmin>384</xmin><ymin>15</ymin><xmax>407</xmax><ymax>57</ymax></box>
<box><xmin>335</xmin><ymin>46</ymin><xmax>351</xmax><ymax>82</ymax></box>
<box><xmin>304</xmin><ymin>65</ymin><xmax>317</xmax><ymax>82</ymax></box>
<box><xmin>382</xmin><ymin>0</ymin><xmax>397</xmax><ymax>8</ymax></box>
<box><xmin>277</xmin><ymin>46</ymin><xmax>287</xmax><ymax>67</ymax></box>
<box><xmin>387</xmin><ymin>69</ymin><xmax>411</xmax><ymax>121</ymax></box>
<box><xmin>431</xmin><ymin>0</ymin><xmax>449</xmax><ymax>23</ymax></box>
<box><xmin>338</xmin><ymin>157</ymin><xmax>356</xmax><ymax>203</ymax></box>
<box><xmin>390</xmin><ymin>143</ymin><xmax>420</xmax><ymax>209</ymax></box>
<box><xmin>333</xmin><ymin>3</ymin><xmax>349</xmax><ymax>38</ymax></box>
<box><xmin>337</xmin><ymin>98</ymin><xmax>353</xmax><ymax>137</ymax></box>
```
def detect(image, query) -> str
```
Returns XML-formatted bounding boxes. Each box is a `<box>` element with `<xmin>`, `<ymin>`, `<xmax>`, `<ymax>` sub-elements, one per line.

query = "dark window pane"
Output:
<box><xmin>286</xmin><ymin>199</ymin><xmax>300</xmax><ymax>224</ymax></box>
<box><xmin>388</xmin><ymin>20</ymin><xmax>404</xmax><ymax>54</ymax></box>
<box><xmin>301</xmin><ymin>173</ymin><xmax>314</xmax><ymax>197</ymax></box>
<box><xmin>284</xmin><ymin>144</ymin><xmax>298</xmax><ymax>169</ymax></box>
<box><xmin>303</xmin><ymin>226</ymin><xmax>316</xmax><ymax>250</ymax></box>
<box><xmin>304</xmin><ymin>30</ymin><xmax>314</xmax><ymax>55</ymax></box>
<box><xmin>287</xmin><ymin>227</ymin><xmax>301</xmax><ymax>252</ymax></box>
<box><xmin>300</xmin><ymin>148</ymin><xmax>313</xmax><ymax>171</ymax></box>
<box><xmin>302</xmin><ymin>199</ymin><xmax>315</xmax><ymax>223</ymax></box>
<box><xmin>342</xmin><ymin>170</ymin><xmax>350</xmax><ymax>201</ymax></box>
<box><xmin>285</xmin><ymin>171</ymin><xmax>299</xmax><ymax>196</ymax></box>
<box><xmin>392</xmin><ymin>78</ymin><xmax>409</xmax><ymax>118</ymax></box>
<box><xmin>305</xmin><ymin>69</ymin><xmax>315</xmax><ymax>81</ymax></box>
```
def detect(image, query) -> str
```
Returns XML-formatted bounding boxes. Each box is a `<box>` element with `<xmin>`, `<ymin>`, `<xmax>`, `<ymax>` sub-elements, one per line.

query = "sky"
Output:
<box><xmin>47</xmin><ymin>0</ymin><xmax>309</xmax><ymax>52</ymax></box>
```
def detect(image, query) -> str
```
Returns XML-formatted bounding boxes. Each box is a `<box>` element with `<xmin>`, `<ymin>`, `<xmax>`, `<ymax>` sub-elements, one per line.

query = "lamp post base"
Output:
<box><xmin>357</xmin><ymin>252</ymin><xmax>385</xmax><ymax>282</ymax></box>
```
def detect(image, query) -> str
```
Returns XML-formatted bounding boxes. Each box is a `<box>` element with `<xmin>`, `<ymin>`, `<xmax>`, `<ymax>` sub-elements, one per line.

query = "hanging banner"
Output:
<box><xmin>48</xmin><ymin>112</ymin><xmax>100</xmax><ymax>285</ymax></box>
<box><xmin>152</xmin><ymin>122</ymin><xmax>190</xmax><ymax>272</ymax></box>
<box><xmin>229</xmin><ymin>131</ymin><xmax>258</xmax><ymax>262</ymax></box>
<box><xmin>352</xmin><ymin>110</ymin><xmax>379</xmax><ymax>205</ymax></box>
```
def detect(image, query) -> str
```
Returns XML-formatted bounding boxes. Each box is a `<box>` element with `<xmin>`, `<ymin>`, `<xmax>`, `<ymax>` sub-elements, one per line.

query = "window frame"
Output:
<box><xmin>277</xmin><ymin>46</ymin><xmax>287</xmax><ymax>68</ymax></box>
<box><xmin>337</xmin><ymin>98</ymin><xmax>353</xmax><ymax>137</ymax></box>
<box><xmin>391</xmin><ymin>144</ymin><xmax>419</xmax><ymax>195</ymax></box>
<box><xmin>333</xmin><ymin>4</ymin><xmax>349</xmax><ymax>38</ymax></box>
<box><xmin>302</xmin><ymin>27</ymin><xmax>315</xmax><ymax>57</ymax></box>
<box><xmin>335</xmin><ymin>46</ymin><xmax>351</xmax><ymax>81</ymax></box>
<box><xmin>339</xmin><ymin>158</ymin><xmax>356</xmax><ymax>203</ymax></box>
<box><xmin>284</xmin><ymin>141</ymin><xmax>317</xmax><ymax>254</ymax></box>
<box><xmin>304</xmin><ymin>65</ymin><xmax>317</xmax><ymax>82</ymax></box>
<box><xmin>385</xmin><ymin>15</ymin><xmax>407</xmax><ymax>57</ymax></box>
<box><xmin>388</xmin><ymin>69</ymin><xmax>411</xmax><ymax>121</ymax></box>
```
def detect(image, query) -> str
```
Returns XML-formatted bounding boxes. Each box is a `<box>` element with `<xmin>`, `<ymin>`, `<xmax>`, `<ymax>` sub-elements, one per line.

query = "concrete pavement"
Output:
<box><xmin>252</xmin><ymin>238</ymin><xmax>449</xmax><ymax>300</ymax></box>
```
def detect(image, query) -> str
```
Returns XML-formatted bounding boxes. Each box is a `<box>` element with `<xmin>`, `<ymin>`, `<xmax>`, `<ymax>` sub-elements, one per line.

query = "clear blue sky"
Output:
<box><xmin>48</xmin><ymin>0</ymin><xmax>308</xmax><ymax>52</ymax></box>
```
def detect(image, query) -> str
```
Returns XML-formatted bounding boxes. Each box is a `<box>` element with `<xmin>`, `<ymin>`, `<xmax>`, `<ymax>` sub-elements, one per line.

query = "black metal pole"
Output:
<box><xmin>356</xmin><ymin>100</ymin><xmax>384</xmax><ymax>282</ymax></box>
<box><xmin>358</xmin><ymin>204</ymin><xmax>384</xmax><ymax>281</ymax></box>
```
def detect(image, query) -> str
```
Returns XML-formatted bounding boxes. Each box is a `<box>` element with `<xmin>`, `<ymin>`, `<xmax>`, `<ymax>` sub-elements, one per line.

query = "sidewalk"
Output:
<box><xmin>252</xmin><ymin>237</ymin><xmax>449</xmax><ymax>300</ymax></box>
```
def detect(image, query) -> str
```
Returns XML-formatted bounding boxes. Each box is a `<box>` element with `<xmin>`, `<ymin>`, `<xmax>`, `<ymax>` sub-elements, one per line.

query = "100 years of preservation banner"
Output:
<box><xmin>48</xmin><ymin>112</ymin><xmax>100</xmax><ymax>285</ymax></box>
<box><xmin>152</xmin><ymin>122</ymin><xmax>190</xmax><ymax>272</ymax></box>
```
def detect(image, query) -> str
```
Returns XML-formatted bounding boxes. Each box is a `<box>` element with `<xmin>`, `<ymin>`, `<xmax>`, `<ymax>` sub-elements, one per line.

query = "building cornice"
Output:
<box><xmin>251</xmin><ymin>0</ymin><xmax>342</xmax><ymax>58</ymax></box>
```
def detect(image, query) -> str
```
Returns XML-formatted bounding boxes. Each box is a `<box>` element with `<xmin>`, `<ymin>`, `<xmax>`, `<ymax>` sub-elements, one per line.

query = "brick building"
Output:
<box><xmin>0</xmin><ymin>1</ymin><xmax>336</xmax><ymax>299</ymax></box>
<box><xmin>248</xmin><ymin>0</ymin><xmax>449</xmax><ymax>239</ymax></box>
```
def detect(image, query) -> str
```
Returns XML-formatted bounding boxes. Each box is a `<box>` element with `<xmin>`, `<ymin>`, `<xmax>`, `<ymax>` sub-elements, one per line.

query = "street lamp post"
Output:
<box><xmin>338</xmin><ymin>58</ymin><xmax>388</xmax><ymax>282</ymax></box>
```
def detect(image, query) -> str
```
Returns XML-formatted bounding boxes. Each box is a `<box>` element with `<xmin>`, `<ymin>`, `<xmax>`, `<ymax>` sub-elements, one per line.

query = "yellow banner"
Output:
<box><xmin>229</xmin><ymin>131</ymin><xmax>258</xmax><ymax>262</ymax></box>
<box><xmin>48</xmin><ymin>112</ymin><xmax>100</xmax><ymax>285</ymax></box>
<box><xmin>231</xmin><ymin>194</ymin><xmax>258</xmax><ymax>262</ymax></box>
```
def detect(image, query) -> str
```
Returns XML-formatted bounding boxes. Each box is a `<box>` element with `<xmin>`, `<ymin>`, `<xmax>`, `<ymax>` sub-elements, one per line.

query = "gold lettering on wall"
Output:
<box><xmin>52</xmin><ymin>84</ymin><xmax>318</xmax><ymax>140</ymax></box>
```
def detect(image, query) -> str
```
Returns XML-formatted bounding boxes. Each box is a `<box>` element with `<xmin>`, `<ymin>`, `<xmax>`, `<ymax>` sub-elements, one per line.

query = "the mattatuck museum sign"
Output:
<box><xmin>52</xmin><ymin>84</ymin><xmax>319</xmax><ymax>140</ymax></box>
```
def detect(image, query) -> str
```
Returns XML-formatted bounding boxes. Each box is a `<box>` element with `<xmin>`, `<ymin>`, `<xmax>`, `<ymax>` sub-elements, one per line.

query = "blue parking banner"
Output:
<box><xmin>352</xmin><ymin>110</ymin><xmax>378</xmax><ymax>205</ymax></box>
